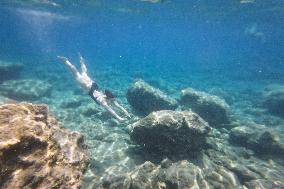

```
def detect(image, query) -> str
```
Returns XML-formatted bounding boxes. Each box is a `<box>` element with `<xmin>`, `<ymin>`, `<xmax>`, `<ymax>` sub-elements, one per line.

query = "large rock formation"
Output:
<box><xmin>129</xmin><ymin>110</ymin><xmax>211</xmax><ymax>155</ymax></box>
<box><xmin>180</xmin><ymin>88</ymin><xmax>230</xmax><ymax>127</ymax></box>
<box><xmin>126</xmin><ymin>80</ymin><xmax>178</xmax><ymax>116</ymax></box>
<box><xmin>262</xmin><ymin>84</ymin><xmax>284</xmax><ymax>118</ymax></box>
<box><xmin>0</xmin><ymin>62</ymin><xmax>24</xmax><ymax>82</ymax></box>
<box><xmin>229</xmin><ymin>124</ymin><xmax>284</xmax><ymax>155</ymax></box>
<box><xmin>0</xmin><ymin>103</ymin><xmax>89</xmax><ymax>189</ymax></box>
<box><xmin>0</xmin><ymin>79</ymin><xmax>52</xmax><ymax>101</ymax></box>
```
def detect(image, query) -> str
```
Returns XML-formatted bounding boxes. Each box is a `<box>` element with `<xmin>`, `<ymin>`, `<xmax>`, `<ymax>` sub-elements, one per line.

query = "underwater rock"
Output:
<box><xmin>129</xmin><ymin>110</ymin><xmax>211</xmax><ymax>155</ymax></box>
<box><xmin>93</xmin><ymin>120</ymin><xmax>284</xmax><ymax>189</ymax></box>
<box><xmin>97</xmin><ymin>159</ymin><xmax>244</xmax><ymax>189</ymax></box>
<box><xmin>126</xmin><ymin>80</ymin><xmax>178</xmax><ymax>116</ymax></box>
<box><xmin>206</xmin><ymin>151</ymin><xmax>284</xmax><ymax>189</ymax></box>
<box><xmin>0</xmin><ymin>79</ymin><xmax>52</xmax><ymax>101</ymax></box>
<box><xmin>180</xmin><ymin>88</ymin><xmax>230</xmax><ymax>127</ymax></box>
<box><xmin>0</xmin><ymin>62</ymin><xmax>24</xmax><ymax>82</ymax></box>
<box><xmin>262</xmin><ymin>84</ymin><xmax>284</xmax><ymax>118</ymax></box>
<box><xmin>208</xmin><ymin>87</ymin><xmax>234</xmax><ymax>105</ymax></box>
<box><xmin>206</xmin><ymin>129</ymin><xmax>284</xmax><ymax>188</ymax></box>
<box><xmin>229</xmin><ymin>125</ymin><xmax>284</xmax><ymax>155</ymax></box>
<box><xmin>0</xmin><ymin>103</ymin><xmax>89</xmax><ymax>189</ymax></box>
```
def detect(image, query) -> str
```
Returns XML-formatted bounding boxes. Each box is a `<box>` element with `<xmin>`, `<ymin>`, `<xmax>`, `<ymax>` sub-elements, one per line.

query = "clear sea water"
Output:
<box><xmin>0</xmin><ymin>0</ymin><xmax>284</xmax><ymax>188</ymax></box>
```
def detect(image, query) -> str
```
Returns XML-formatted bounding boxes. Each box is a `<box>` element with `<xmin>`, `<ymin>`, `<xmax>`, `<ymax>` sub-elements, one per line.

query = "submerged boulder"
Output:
<box><xmin>229</xmin><ymin>125</ymin><xmax>284</xmax><ymax>155</ymax></box>
<box><xmin>180</xmin><ymin>88</ymin><xmax>230</xmax><ymax>127</ymax></box>
<box><xmin>262</xmin><ymin>84</ymin><xmax>284</xmax><ymax>118</ymax></box>
<box><xmin>126</xmin><ymin>80</ymin><xmax>178</xmax><ymax>116</ymax></box>
<box><xmin>129</xmin><ymin>110</ymin><xmax>211</xmax><ymax>155</ymax></box>
<box><xmin>0</xmin><ymin>103</ymin><xmax>89</xmax><ymax>189</ymax></box>
<box><xmin>0</xmin><ymin>79</ymin><xmax>52</xmax><ymax>101</ymax></box>
<box><xmin>0</xmin><ymin>62</ymin><xmax>24</xmax><ymax>82</ymax></box>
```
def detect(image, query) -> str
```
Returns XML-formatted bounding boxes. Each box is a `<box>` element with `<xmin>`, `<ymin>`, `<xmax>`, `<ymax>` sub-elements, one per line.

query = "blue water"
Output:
<box><xmin>0</xmin><ymin>0</ymin><xmax>284</xmax><ymax>188</ymax></box>
<box><xmin>1</xmin><ymin>1</ymin><xmax>283</xmax><ymax>75</ymax></box>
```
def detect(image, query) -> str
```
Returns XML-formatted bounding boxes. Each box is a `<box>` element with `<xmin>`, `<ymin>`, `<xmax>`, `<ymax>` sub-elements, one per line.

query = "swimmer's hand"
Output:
<box><xmin>57</xmin><ymin>56</ymin><xmax>68</xmax><ymax>62</ymax></box>
<box><xmin>126</xmin><ymin>113</ymin><xmax>132</xmax><ymax>119</ymax></box>
<box><xmin>117</xmin><ymin>117</ymin><xmax>126</xmax><ymax>122</ymax></box>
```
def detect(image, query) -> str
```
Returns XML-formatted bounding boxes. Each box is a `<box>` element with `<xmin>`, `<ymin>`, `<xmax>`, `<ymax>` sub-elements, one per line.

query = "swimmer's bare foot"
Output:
<box><xmin>118</xmin><ymin>117</ymin><xmax>126</xmax><ymax>122</ymax></box>
<box><xmin>57</xmin><ymin>56</ymin><xmax>68</xmax><ymax>62</ymax></box>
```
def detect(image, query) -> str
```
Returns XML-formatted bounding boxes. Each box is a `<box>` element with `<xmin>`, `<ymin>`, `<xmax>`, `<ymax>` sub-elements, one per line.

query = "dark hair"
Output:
<box><xmin>105</xmin><ymin>89</ymin><xmax>115</xmax><ymax>99</ymax></box>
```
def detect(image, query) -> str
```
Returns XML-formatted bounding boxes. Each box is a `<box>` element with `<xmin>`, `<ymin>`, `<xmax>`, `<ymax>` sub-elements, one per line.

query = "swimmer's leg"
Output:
<box><xmin>57</xmin><ymin>56</ymin><xmax>80</xmax><ymax>77</ymax></box>
<box><xmin>113</xmin><ymin>101</ymin><xmax>131</xmax><ymax>118</ymax></box>
<box><xmin>101</xmin><ymin>102</ymin><xmax>125</xmax><ymax>121</ymax></box>
<box><xmin>78</xmin><ymin>53</ymin><xmax>88</xmax><ymax>74</ymax></box>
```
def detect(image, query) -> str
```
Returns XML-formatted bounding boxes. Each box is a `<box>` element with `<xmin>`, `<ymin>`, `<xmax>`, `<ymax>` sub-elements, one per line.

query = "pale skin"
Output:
<box><xmin>57</xmin><ymin>54</ymin><xmax>130</xmax><ymax>121</ymax></box>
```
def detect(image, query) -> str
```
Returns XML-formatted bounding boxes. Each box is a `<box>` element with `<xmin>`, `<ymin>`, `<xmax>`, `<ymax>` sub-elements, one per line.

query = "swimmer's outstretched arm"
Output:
<box><xmin>113</xmin><ymin>101</ymin><xmax>131</xmax><ymax>118</ymax></box>
<box><xmin>78</xmin><ymin>53</ymin><xmax>87</xmax><ymax>74</ymax></box>
<box><xmin>57</xmin><ymin>56</ymin><xmax>80</xmax><ymax>77</ymax></box>
<box><xmin>101</xmin><ymin>102</ymin><xmax>125</xmax><ymax>121</ymax></box>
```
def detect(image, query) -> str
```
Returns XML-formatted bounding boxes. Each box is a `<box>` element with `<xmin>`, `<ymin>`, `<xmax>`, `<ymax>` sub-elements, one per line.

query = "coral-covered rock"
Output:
<box><xmin>180</xmin><ymin>88</ymin><xmax>230</xmax><ymax>127</ymax></box>
<box><xmin>126</xmin><ymin>80</ymin><xmax>178</xmax><ymax>116</ymax></box>
<box><xmin>0</xmin><ymin>62</ymin><xmax>24</xmax><ymax>82</ymax></box>
<box><xmin>129</xmin><ymin>110</ymin><xmax>211</xmax><ymax>155</ymax></box>
<box><xmin>229</xmin><ymin>125</ymin><xmax>284</xmax><ymax>155</ymax></box>
<box><xmin>0</xmin><ymin>103</ymin><xmax>89</xmax><ymax>189</ymax></box>
<box><xmin>0</xmin><ymin>79</ymin><xmax>52</xmax><ymax>101</ymax></box>
<box><xmin>262</xmin><ymin>84</ymin><xmax>284</xmax><ymax>118</ymax></box>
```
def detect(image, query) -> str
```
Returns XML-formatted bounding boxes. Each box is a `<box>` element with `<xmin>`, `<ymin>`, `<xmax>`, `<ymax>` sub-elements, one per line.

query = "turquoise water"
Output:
<box><xmin>0</xmin><ymin>0</ymin><xmax>284</xmax><ymax>188</ymax></box>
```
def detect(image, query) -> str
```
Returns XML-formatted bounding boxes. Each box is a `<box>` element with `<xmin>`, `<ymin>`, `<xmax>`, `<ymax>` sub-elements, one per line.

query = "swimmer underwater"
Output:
<box><xmin>57</xmin><ymin>54</ymin><xmax>131</xmax><ymax>121</ymax></box>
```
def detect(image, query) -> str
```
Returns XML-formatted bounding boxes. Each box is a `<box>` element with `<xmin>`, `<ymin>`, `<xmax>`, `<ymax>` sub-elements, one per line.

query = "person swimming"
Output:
<box><xmin>57</xmin><ymin>54</ymin><xmax>130</xmax><ymax>121</ymax></box>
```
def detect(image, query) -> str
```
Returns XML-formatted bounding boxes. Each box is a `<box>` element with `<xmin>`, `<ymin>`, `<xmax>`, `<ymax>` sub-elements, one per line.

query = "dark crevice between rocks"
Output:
<box><xmin>2</xmin><ymin>136</ymin><xmax>48</xmax><ymax>160</ymax></box>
